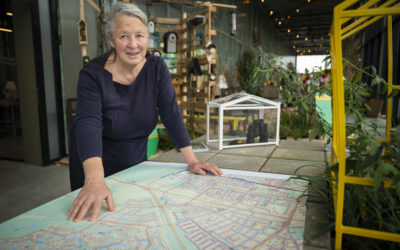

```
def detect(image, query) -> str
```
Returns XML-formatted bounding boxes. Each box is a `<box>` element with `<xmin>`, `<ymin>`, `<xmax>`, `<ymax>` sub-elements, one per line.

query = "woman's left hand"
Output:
<box><xmin>189</xmin><ymin>161</ymin><xmax>223</xmax><ymax>176</ymax></box>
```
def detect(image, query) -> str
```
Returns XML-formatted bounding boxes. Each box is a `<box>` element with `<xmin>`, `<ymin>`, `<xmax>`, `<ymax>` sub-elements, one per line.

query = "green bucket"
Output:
<box><xmin>147</xmin><ymin>128</ymin><xmax>159</xmax><ymax>159</ymax></box>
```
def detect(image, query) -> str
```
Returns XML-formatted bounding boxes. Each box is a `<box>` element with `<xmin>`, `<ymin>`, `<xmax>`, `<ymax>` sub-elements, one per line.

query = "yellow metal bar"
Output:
<box><xmin>342</xmin><ymin>3</ymin><xmax>400</xmax><ymax>40</ymax></box>
<box><xmin>341</xmin><ymin>0</ymin><xmax>393</xmax><ymax>31</ymax></box>
<box><xmin>331</xmin><ymin>171</ymin><xmax>338</xmax><ymax>213</ymax></box>
<box><xmin>341</xmin><ymin>0</ymin><xmax>396</xmax><ymax>36</ymax></box>
<box><xmin>341</xmin><ymin>7</ymin><xmax>400</xmax><ymax>18</ymax></box>
<box><xmin>343</xmin><ymin>176</ymin><xmax>394</xmax><ymax>188</ymax></box>
<box><xmin>378</xmin><ymin>138</ymin><xmax>390</xmax><ymax>143</ymax></box>
<box><xmin>342</xmin><ymin>226</ymin><xmax>400</xmax><ymax>242</ymax></box>
<box><xmin>342</xmin><ymin>16</ymin><xmax>377</xmax><ymax>38</ymax></box>
<box><xmin>330</xmin><ymin>24</ymin><xmax>341</xmax><ymax>163</ymax></box>
<box><xmin>336</xmin><ymin>0</ymin><xmax>360</xmax><ymax>12</ymax></box>
<box><xmin>340</xmin><ymin>0</ymin><xmax>380</xmax><ymax>25</ymax></box>
<box><xmin>332</xmin><ymin>5</ymin><xmax>347</xmax><ymax>249</ymax></box>
<box><xmin>386</xmin><ymin>15</ymin><xmax>393</xmax><ymax>143</ymax></box>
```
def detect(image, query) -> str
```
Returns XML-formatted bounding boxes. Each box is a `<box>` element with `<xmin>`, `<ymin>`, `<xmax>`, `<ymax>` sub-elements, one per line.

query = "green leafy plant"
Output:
<box><xmin>236</xmin><ymin>50</ymin><xmax>259</xmax><ymax>95</ymax></box>
<box><xmin>255</xmin><ymin>47</ymin><xmax>331</xmax><ymax>140</ymax></box>
<box><xmin>279</xmin><ymin>109</ymin><xmax>304</xmax><ymax>139</ymax></box>
<box><xmin>289</xmin><ymin>57</ymin><xmax>400</xmax><ymax>248</ymax></box>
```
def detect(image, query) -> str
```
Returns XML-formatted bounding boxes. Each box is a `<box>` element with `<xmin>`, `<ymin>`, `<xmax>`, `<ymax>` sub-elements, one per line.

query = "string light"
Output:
<box><xmin>287</xmin><ymin>15</ymin><xmax>291</xmax><ymax>19</ymax></box>
<box><xmin>278</xmin><ymin>21</ymin><xmax>282</xmax><ymax>25</ymax></box>
<box><xmin>269</xmin><ymin>10</ymin><xmax>274</xmax><ymax>16</ymax></box>
<box><xmin>300</xmin><ymin>53</ymin><xmax>303</xmax><ymax>55</ymax></box>
<box><xmin>296</xmin><ymin>34</ymin><xmax>299</xmax><ymax>38</ymax></box>
<box><xmin>308</xmin><ymin>49</ymin><xmax>311</xmax><ymax>53</ymax></box>
<box><xmin>261</xmin><ymin>0</ymin><xmax>265</xmax><ymax>3</ymax></box>
<box><xmin>288</xmin><ymin>29</ymin><xmax>291</xmax><ymax>33</ymax></box>
<box><xmin>6</xmin><ymin>12</ymin><xmax>13</xmax><ymax>16</ymax></box>
<box><xmin>307</xmin><ymin>0</ymin><xmax>311</xmax><ymax>2</ymax></box>
<box><xmin>293</xmin><ymin>45</ymin><xmax>296</xmax><ymax>49</ymax></box>
<box><xmin>305</xmin><ymin>37</ymin><xmax>308</xmax><ymax>41</ymax></box>
<box><xmin>296</xmin><ymin>49</ymin><xmax>299</xmax><ymax>53</ymax></box>
<box><xmin>0</xmin><ymin>28</ymin><xmax>12</xmax><ymax>32</ymax></box>
<box><xmin>296</xmin><ymin>9</ymin><xmax>300</xmax><ymax>13</ymax></box>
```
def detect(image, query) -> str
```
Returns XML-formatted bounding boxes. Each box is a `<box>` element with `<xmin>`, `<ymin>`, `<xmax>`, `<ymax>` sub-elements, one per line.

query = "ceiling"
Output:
<box><xmin>261</xmin><ymin>0</ymin><xmax>343</xmax><ymax>55</ymax></box>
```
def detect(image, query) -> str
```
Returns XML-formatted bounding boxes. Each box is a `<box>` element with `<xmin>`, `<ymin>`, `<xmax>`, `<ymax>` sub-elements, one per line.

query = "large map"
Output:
<box><xmin>0</xmin><ymin>162</ymin><xmax>308</xmax><ymax>249</ymax></box>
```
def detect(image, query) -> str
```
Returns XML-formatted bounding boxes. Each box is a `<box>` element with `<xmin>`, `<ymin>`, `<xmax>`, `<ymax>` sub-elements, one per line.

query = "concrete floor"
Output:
<box><xmin>0</xmin><ymin>138</ymin><xmax>331</xmax><ymax>249</ymax></box>
<box><xmin>0</xmin><ymin>160</ymin><xmax>70</xmax><ymax>223</ymax></box>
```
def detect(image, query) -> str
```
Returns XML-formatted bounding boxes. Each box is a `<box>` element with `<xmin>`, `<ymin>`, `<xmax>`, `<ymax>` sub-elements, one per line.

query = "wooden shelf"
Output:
<box><xmin>151</xmin><ymin>17</ymin><xmax>181</xmax><ymax>25</ymax></box>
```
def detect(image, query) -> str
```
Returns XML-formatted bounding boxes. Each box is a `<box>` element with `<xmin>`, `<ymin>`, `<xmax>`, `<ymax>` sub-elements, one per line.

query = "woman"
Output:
<box><xmin>67</xmin><ymin>2</ymin><xmax>222</xmax><ymax>222</ymax></box>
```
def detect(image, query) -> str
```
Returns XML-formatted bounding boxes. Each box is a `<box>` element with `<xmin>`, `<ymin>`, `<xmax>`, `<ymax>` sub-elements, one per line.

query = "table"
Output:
<box><xmin>0</xmin><ymin>161</ymin><xmax>308</xmax><ymax>249</ymax></box>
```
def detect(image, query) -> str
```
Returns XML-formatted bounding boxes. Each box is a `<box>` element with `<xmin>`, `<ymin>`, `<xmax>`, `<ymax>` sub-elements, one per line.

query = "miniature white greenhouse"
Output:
<box><xmin>206</xmin><ymin>92</ymin><xmax>280</xmax><ymax>150</ymax></box>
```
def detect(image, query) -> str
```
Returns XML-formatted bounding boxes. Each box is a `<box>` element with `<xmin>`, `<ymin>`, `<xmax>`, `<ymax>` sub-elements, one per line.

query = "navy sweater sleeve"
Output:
<box><xmin>74</xmin><ymin>61</ymin><xmax>104</xmax><ymax>163</ymax></box>
<box><xmin>156</xmin><ymin>59</ymin><xmax>191</xmax><ymax>149</ymax></box>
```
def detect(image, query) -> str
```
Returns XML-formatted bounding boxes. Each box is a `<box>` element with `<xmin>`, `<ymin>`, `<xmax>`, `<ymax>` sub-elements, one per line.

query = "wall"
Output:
<box><xmin>11</xmin><ymin>0</ymin><xmax>42</xmax><ymax>164</ymax></box>
<box><xmin>59</xmin><ymin>0</ymin><xmax>100</xmax><ymax>100</ymax></box>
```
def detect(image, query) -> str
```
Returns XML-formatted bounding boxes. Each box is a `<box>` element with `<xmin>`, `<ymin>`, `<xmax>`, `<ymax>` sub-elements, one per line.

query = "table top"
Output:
<box><xmin>0</xmin><ymin>161</ymin><xmax>308</xmax><ymax>249</ymax></box>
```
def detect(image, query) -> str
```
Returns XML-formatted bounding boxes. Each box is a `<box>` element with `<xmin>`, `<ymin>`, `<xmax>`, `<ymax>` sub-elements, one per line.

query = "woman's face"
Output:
<box><xmin>110</xmin><ymin>15</ymin><xmax>148</xmax><ymax>67</ymax></box>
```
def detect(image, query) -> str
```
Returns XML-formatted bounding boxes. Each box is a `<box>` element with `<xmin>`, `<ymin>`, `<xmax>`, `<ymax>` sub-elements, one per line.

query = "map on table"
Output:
<box><xmin>0</xmin><ymin>161</ymin><xmax>308</xmax><ymax>249</ymax></box>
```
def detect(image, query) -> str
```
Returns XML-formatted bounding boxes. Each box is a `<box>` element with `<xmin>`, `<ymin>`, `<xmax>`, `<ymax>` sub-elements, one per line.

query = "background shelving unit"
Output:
<box><xmin>148</xmin><ymin>3</ymin><xmax>236</xmax><ymax>133</ymax></box>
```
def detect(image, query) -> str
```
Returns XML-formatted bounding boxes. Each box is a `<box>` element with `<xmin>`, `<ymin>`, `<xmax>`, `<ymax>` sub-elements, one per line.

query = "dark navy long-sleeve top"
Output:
<box><xmin>69</xmin><ymin>53</ymin><xmax>190</xmax><ymax>190</ymax></box>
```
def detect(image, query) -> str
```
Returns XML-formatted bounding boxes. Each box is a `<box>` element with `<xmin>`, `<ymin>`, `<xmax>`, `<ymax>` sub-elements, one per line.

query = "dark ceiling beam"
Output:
<box><xmin>291</xmin><ymin>40</ymin><xmax>330</xmax><ymax>45</ymax></box>
<box><xmin>277</xmin><ymin>26</ymin><xmax>331</xmax><ymax>34</ymax></box>
<box><xmin>282</xmin><ymin>13</ymin><xmax>333</xmax><ymax>21</ymax></box>
<box><xmin>292</xmin><ymin>43</ymin><xmax>330</xmax><ymax>48</ymax></box>
<box><xmin>285</xmin><ymin>34</ymin><xmax>331</xmax><ymax>40</ymax></box>
<box><xmin>280</xmin><ymin>23</ymin><xmax>332</xmax><ymax>29</ymax></box>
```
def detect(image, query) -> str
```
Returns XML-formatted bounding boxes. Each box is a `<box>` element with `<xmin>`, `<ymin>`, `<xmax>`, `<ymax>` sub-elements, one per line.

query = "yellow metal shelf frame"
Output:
<box><xmin>330</xmin><ymin>0</ymin><xmax>400</xmax><ymax>249</ymax></box>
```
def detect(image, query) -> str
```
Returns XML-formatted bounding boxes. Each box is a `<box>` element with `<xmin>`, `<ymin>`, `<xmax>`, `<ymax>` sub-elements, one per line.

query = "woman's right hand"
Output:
<box><xmin>67</xmin><ymin>178</ymin><xmax>115</xmax><ymax>222</ymax></box>
<box><xmin>67</xmin><ymin>157</ymin><xmax>115</xmax><ymax>222</ymax></box>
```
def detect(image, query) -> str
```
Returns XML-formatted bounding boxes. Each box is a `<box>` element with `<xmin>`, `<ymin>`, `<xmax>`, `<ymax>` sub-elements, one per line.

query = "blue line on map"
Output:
<box><xmin>226</xmin><ymin>176</ymin><xmax>305</xmax><ymax>192</ymax></box>
<box><xmin>160</xmin><ymin>170</ymin><xmax>187</xmax><ymax>179</ymax></box>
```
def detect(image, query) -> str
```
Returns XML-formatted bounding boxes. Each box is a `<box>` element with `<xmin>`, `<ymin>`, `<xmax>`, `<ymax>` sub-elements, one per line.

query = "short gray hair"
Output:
<box><xmin>105</xmin><ymin>2</ymin><xmax>148</xmax><ymax>38</ymax></box>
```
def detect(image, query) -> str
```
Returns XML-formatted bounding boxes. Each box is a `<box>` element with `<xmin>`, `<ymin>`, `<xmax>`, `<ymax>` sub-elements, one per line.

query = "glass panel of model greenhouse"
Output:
<box><xmin>207</xmin><ymin>92</ymin><xmax>280</xmax><ymax>150</ymax></box>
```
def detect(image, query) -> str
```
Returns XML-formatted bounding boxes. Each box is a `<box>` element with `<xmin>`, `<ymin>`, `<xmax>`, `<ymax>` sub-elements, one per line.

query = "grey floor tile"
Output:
<box><xmin>303</xmin><ymin>244</ymin><xmax>330</xmax><ymax>250</ymax></box>
<box><xmin>272</xmin><ymin>148</ymin><xmax>326</xmax><ymax>162</ymax></box>
<box><xmin>261</xmin><ymin>158</ymin><xmax>325</xmax><ymax>176</ymax></box>
<box><xmin>151</xmin><ymin>150</ymin><xmax>216</xmax><ymax>164</ymax></box>
<box><xmin>219</xmin><ymin>145</ymin><xmax>276</xmax><ymax>157</ymax></box>
<box><xmin>151</xmin><ymin>149</ymin><xmax>186</xmax><ymax>163</ymax></box>
<box><xmin>303</xmin><ymin>202</ymin><xmax>332</xmax><ymax>249</ymax></box>
<box><xmin>207</xmin><ymin>154</ymin><xmax>266</xmax><ymax>172</ymax></box>
<box><xmin>279</xmin><ymin>139</ymin><xmax>326</xmax><ymax>151</ymax></box>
